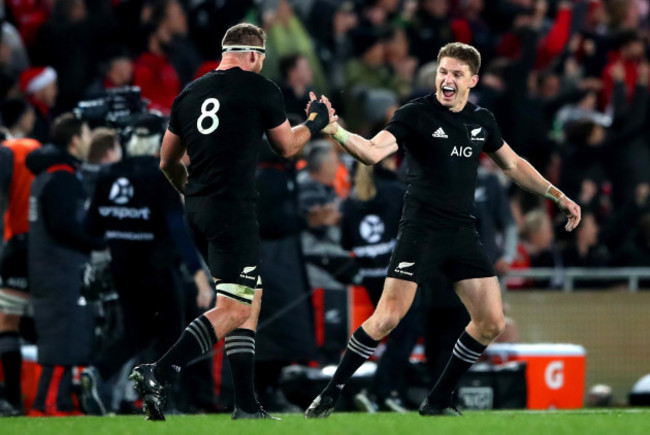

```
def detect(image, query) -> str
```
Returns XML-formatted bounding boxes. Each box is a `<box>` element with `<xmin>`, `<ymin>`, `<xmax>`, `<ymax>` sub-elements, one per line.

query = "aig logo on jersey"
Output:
<box><xmin>465</xmin><ymin>124</ymin><xmax>487</xmax><ymax>143</ymax></box>
<box><xmin>451</xmin><ymin>146</ymin><xmax>473</xmax><ymax>157</ymax></box>
<box><xmin>109</xmin><ymin>177</ymin><xmax>134</xmax><ymax>204</ymax></box>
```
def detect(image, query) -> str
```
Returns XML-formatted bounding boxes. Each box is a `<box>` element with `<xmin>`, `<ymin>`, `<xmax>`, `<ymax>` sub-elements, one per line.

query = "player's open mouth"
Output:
<box><xmin>442</xmin><ymin>86</ymin><xmax>456</xmax><ymax>98</ymax></box>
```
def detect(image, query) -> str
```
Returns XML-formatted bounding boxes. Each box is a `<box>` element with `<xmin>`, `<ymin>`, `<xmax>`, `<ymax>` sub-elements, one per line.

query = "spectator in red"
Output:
<box><xmin>4</xmin><ymin>0</ymin><xmax>51</xmax><ymax>48</ymax></box>
<box><xmin>599</xmin><ymin>29</ymin><xmax>646</xmax><ymax>109</ymax></box>
<box><xmin>192</xmin><ymin>60</ymin><xmax>220</xmax><ymax>80</ymax></box>
<box><xmin>133</xmin><ymin>22</ymin><xmax>180</xmax><ymax>116</ymax></box>
<box><xmin>19</xmin><ymin>66</ymin><xmax>57</xmax><ymax>143</ymax></box>
<box><xmin>497</xmin><ymin>1</ymin><xmax>573</xmax><ymax>71</ymax></box>
<box><xmin>450</xmin><ymin>0</ymin><xmax>493</xmax><ymax>59</ymax></box>
<box><xmin>145</xmin><ymin>0</ymin><xmax>202</xmax><ymax>86</ymax></box>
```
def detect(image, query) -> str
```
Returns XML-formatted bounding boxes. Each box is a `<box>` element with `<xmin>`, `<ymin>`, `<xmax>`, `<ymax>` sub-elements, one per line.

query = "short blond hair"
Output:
<box><xmin>523</xmin><ymin>209</ymin><xmax>551</xmax><ymax>238</ymax></box>
<box><xmin>437</xmin><ymin>42</ymin><xmax>481</xmax><ymax>75</ymax></box>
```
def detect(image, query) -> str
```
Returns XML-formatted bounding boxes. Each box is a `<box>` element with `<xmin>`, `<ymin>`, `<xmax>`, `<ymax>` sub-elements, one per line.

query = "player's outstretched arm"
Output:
<box><xmin>327</xmin><ymin>123</ymin><xmax>399</xmax><ymax>166</ymax></box>
<box><xmin>160</xmin><ymin>129</ymin><xmax>189</xmax><ymax>194</ymax></box>
<box><xmin>304</xmin><ymin>93</ymin><xmax>399</xmax><ymax>165</ymax></box>
<box><xmin>488</xmin><ymin>141</ymin><xmax>581</xmax><ymax>231</ymax></box>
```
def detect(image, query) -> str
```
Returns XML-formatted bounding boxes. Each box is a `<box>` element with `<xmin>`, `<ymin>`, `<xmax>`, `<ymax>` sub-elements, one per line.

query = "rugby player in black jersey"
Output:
<box><xmin>129</xmin><ymin>23</ymin><xmax>335</xmax><ymax>421</ymax></box>
<box><xmin>305</xmin><ymin>42</ymin><xmax>581</xmax><ymax>418</ymax></box>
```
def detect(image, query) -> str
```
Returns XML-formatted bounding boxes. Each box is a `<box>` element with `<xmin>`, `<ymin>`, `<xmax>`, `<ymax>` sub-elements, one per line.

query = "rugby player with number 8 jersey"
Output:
<box><xmin>129</xmin><ymin>23</ymin><xmax>336</xmax><ymax>421</ymax></box>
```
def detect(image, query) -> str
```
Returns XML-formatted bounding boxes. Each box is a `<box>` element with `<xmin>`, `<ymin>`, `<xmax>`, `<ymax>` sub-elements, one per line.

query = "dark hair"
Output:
<box><xmin>52</xmin><ymin>0</ymin><xmax>83</xmax><ymax>22</ymax></box>
<box><xmin>140</xmin><ymin>21</ymin><xmax>161</xmax><ymax>52</ymax></box>
<box><xmin>0</xmin><ymin>98</ymin><xmax>31</xmax><ymax>129</ymax></box>
<box><xmin>564</xmin><ymin>119</ymin><xmax>597</xmax><ymax>146</ymax></box>
<box><xmin>222</xmin><ymin>23</ymin><xmax>266</xmax><ymax>48</ymax></box>
<box><xmin>51</xmin><ymin>112</ymin><xmax>85</xmax><ymax>150</ymax></box>
<box><xmin>0</xmin><ymin>67</ymin><xmax>19</xmax><ymax>100</ymax></box>
<box><xmin>350</xmin><ymin>26</ymin><xmax>390</xmax><ymax>57</ymax></box>
<box><xmin>279</xmin><ymin>54</ymin><xmax>302</xmax><ymax>81</ymax></box>
<box><xmin>437</xmin><ymin>42</ymin><xmax>481</xmax><ymax>75</ymax></box>
<box><xmin>612</xmin><ymin>29</ymin><xmax>642</xmax><ymax>50</ymax></box>
<box><xmin>149</xmin><ymin>0</ymin><xmax>174</xmax><ymax>25</ymax></box>
<box><xmin>88</xmin><ymin>128</ymin><xmax>117</xmax><ymax>163</ymax></box>
<box><xmin>99</xmin><ymin>45</ymin><xmax>131</xmax><ymax>77</ymax></box>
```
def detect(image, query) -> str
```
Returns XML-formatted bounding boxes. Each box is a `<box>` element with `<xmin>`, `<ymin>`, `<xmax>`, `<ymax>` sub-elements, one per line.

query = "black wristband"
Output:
<box><xmin>303</xmin><ymin>101</ymin><xmax>329</xmax><ymax>137</ymax></box>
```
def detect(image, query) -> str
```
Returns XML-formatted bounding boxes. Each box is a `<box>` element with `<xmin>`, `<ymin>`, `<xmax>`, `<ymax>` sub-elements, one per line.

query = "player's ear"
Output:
<box><xmin>469</xmin><ymin>74</ymin><xmax>479</xmax><ymax>89</ymax></box>
<box><xmin>249</xmin><ymin>52</ymin><xmax>256</xmax><ymax>64</ymax></box>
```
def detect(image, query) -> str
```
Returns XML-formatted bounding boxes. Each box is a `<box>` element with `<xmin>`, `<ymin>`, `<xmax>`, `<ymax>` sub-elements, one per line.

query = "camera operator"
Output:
<box><xmin>80</xmin><ymin>112</ymin><xmax>212</xmax><ymax>415</ymax></box>
<box><xmin>26</xmin><ymin>113</ymin><xmax>106</xmax><ymax>416</ymax></box>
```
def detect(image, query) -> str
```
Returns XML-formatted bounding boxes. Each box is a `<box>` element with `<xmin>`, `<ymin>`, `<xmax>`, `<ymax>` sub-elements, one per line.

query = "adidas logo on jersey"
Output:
<box><xmin>432</xmin><ymin>127</ymin><xmax>448</xmax><ymax>138</ymax></box>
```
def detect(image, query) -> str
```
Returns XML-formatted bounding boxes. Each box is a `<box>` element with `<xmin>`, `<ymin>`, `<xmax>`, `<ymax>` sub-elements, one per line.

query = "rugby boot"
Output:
<box><xmin>129</xmin><ymin>364</ymin><xmax>166</xmax><ymax>421</ymax></box>
<box><xmin>418</xmin><ymin>397</ymin><xmax>462</xmax><ymax>416</ymax></box>
<box><xmin>304</xmin><ymin>394</ymin><xmax>336</xmax><ymax>418</ymax></box>
<box><xmin>232</xmin><ymin>402</ymin><xmax>280</xmax><ymax>420</ymax></box>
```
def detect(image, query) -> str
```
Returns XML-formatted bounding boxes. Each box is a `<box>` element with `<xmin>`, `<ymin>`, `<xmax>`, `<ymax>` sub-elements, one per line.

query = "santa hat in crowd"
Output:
<box><xmin>19</xmin><ymin>66</ymin><xmax>57</xmax><ymax>95</ymax></box>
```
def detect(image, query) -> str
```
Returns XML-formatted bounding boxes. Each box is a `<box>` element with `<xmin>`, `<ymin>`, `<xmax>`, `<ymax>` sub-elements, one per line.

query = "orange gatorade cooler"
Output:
<box><xmin>484</xmin><ymin>343</ymin><xmax>586</xmax><ymax>409</ymax></box>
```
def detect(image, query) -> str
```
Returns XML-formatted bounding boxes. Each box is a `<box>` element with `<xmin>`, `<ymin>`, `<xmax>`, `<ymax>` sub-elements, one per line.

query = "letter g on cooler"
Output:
<box><xmin>545</xmin><ymin>360</ymin><xmax>564</xmax><ymax>390</ymax></box>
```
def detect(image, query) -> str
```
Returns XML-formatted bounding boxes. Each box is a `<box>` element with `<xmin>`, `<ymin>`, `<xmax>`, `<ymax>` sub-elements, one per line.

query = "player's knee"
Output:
<box><xmin>230</xmin><ymin>303</ymin><xmax>252</xmax><ymax>325</ymax></box>
<box><xmin>372</xmin><ymin>312</ymin><xmax>401</xmax><ymax>336</ymax></box>
<box><xmin>481</xmin><ymin>314</ymin><xmax>506</xmax><ymax>340</ymax></box>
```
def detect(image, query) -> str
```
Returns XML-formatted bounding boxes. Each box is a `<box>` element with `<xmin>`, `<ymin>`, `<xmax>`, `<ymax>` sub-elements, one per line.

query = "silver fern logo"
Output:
<box><xmin>395</xmin><ymin>261</ymin><xmax>415</xmax><ymax>277</ymax></box>
<box><xmin>240</xmin><ymin>266</ymin><xmax>257</xmax><ymax>281</ymax></box>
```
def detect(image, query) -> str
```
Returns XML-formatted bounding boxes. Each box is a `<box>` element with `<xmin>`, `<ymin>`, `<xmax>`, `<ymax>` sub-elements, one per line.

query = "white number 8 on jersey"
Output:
<box><xmin>197</xmin><ymin>98</ymin><xmax>220</xmax><ymax>134</ymax></box>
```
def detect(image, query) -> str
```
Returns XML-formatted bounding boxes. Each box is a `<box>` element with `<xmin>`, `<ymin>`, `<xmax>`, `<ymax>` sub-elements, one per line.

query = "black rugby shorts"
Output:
<box><xmin>0</xmin><ymin>234</ymin><xmax>29</xmax><ymax>292</ymax></box>
<box><xmin>387</xmin><ymin>222</ymin><xmax>495</xmax><ymax>285</ymax></box>
<box><xmin>186</xmin><ymin>206</ymin><xmax>261</xmax><ymax>294</ymax></box>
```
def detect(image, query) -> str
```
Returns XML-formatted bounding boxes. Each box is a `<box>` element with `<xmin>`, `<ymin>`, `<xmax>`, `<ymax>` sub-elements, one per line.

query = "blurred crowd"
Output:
<box><xmin>1</xmin><ymin>0</ymin><xmax>649</xmax><ymax>284</ymax></box>
<box><xmin>2</xmin><ymin>0</ymin><xmax>650</xmax><ymax>417</ymax></box>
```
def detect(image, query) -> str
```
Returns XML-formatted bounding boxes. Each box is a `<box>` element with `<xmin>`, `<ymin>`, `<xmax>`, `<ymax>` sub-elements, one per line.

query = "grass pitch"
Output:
<box><xmin>2</xmin><ymin>409</ymin><xmax>649</xmax><ymax>435</ymax></box>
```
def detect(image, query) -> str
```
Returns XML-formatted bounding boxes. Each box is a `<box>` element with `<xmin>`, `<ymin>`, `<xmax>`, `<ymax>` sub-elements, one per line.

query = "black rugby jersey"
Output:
<box><xmin>385</xmin><ymin>94</ymin><xmax>503</xmax><ymax>228</ymax></box>
<box><xmin>168</xmin><ymin>68</ymin><xmax>287</xmax><ymax>208</ymax></box>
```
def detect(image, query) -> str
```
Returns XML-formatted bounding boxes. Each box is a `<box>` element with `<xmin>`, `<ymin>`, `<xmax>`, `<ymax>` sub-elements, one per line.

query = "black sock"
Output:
<box><xmin>427</xmin><ymin>331</ymin><xmax>486</xmax><ymax>405</ymax></box>
<box><xmin>0</xmin><ymin>332</ymin><xmax>22</xmax><ymax>407</ymax></box>
<box><xmin>155</xmin><ymin>315</ymin><xmax>217</xmax><ymax>385</ymax></box>
<box><xmin>225</xmin><ymin>328</ymin><xmax>258</xmax><ymax>413</ymax></box>
<box><xmin>323</xmin><ymin>326</ymin><xmax>379</xmax><ymax>398</ymax></box>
